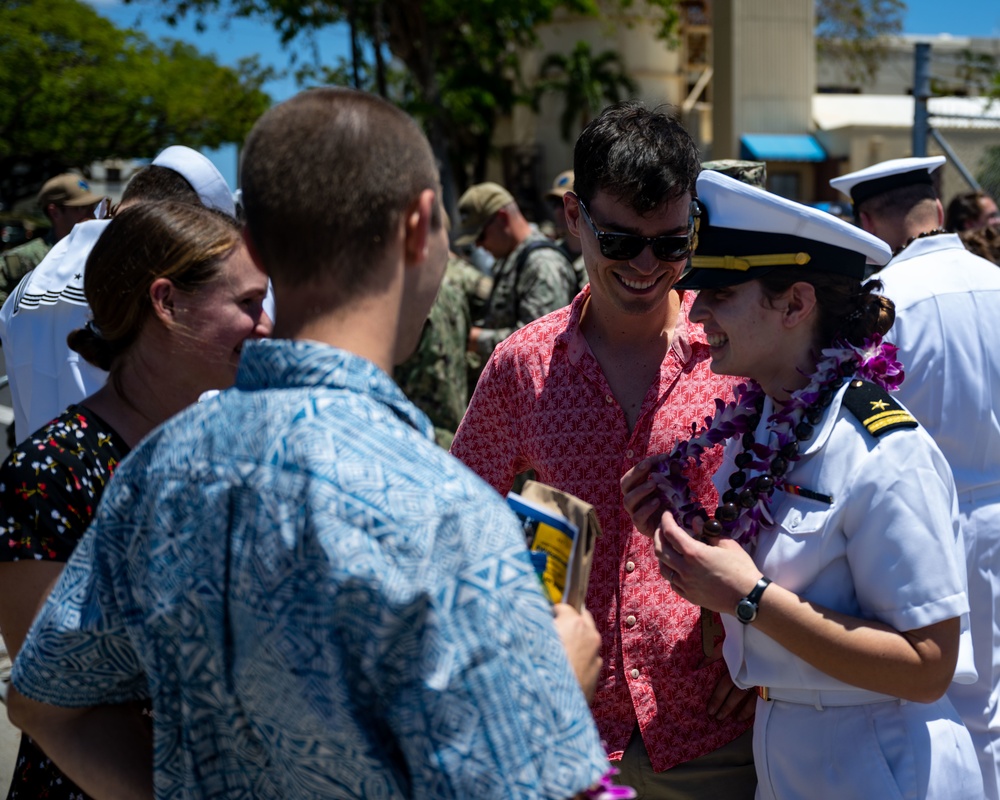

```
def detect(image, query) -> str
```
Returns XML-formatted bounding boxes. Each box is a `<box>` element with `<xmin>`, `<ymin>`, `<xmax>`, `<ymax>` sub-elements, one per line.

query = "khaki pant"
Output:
<box><xmin>614</xmin><ymin>725</ymin><xmax>756</xmax><ymax>800</ymax></box>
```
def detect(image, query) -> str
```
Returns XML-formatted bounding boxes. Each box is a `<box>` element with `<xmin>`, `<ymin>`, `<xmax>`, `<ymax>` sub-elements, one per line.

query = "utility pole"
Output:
<box><xmin>912</xmin><ymin>42</ymin><xmax>931</xmax><ymax>157</ymax></box>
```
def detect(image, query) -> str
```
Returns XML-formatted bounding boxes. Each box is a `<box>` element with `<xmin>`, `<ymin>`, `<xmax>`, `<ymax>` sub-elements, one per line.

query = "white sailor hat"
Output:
<box><xmin>151</xmin><ymin>145</ymin><xmax>236</xmax><ymax>217</ymax></box>
<box><xmin>675</xmin><ymin>170</ymin><xmax>891</xmax><ymax>290</ymax></box>
<box><xmin>829</xmin><ymin>155</ymin><xmax>945</xmax><ymax>207</ymax></box>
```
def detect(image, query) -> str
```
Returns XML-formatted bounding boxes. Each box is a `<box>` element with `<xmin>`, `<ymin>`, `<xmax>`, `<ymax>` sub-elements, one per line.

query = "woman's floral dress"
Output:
<box><xmin>0</xmin><ymin>405</ymin><xmax>129</xmax><ymax>800</ymax></box>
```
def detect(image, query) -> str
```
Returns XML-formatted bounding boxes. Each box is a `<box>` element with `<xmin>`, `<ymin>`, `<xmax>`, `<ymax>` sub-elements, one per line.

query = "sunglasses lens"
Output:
<box><xmin>599</xmin><ymin>234</ymin><xmax>644</xmax><ymax>261</ymax></box>
<box><xmin>651</xmin><ymin>236</ymin><xmax>691</xmax><ymax>261</ymax></box>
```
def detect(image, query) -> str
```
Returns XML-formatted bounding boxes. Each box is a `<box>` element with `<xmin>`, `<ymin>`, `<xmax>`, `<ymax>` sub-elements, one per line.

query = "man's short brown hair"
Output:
<box><xmin>856</xmin><ymin>182</ymin><xmax>937</xmax><ymax>222</ymax></box>
<box><xmin>121</xmin><ymin>166</ymin><xmax>200</xmax><ymax>206</ymax></box>
<box><xmin>240</xmin><ymin>88</ymin><xmax>441</xmax><ymax>292</ymax></box>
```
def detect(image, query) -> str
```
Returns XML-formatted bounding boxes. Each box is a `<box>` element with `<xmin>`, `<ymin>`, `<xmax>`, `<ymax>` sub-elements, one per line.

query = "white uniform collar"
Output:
<box><xmin>888</xmin><ymin>231</ymin><xmax>963</xmax><ymax>266</ymax></box>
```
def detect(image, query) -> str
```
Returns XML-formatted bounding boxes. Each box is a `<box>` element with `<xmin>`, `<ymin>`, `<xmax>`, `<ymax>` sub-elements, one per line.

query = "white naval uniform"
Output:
<box><xmin>874</xmin><ymin>234</ymin><xmax>1000</xmax><ymax>800</ymax></box>
<box><xmin>0</xmin><ymin>219</ymin><xmax>110</xmax><ymax>441</ymax></box>
<box><xmin>719</xmin><ymin>381</ymin><xmax>982</xmax><ymax>799</ymax></box>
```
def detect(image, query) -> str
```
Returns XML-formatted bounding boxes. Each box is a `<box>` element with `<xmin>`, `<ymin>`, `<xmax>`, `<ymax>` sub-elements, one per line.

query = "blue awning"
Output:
<box><xmin>740</xmin><ymin>134</ymin><xmax>826</xmax><ymax>162</ymax></box>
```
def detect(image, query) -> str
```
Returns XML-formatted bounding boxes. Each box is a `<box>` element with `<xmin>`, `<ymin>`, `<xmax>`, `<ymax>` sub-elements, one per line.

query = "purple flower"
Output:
<box><xmin>584</xmin><ymin>767</ymin><xmax>637</xmax><ymax>799</ymax></box>
<box><xmin>855</xmin><ymin>334</ymin><xmax>906</xmax><ymax>391</ymax></box>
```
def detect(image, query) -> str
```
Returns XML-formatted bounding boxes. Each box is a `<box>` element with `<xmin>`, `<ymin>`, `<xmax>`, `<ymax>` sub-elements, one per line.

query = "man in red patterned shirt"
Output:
<box><xmin>451</xmin><ymin>102</ymin><xmax>756</xmax><ymax>798</ymax></box>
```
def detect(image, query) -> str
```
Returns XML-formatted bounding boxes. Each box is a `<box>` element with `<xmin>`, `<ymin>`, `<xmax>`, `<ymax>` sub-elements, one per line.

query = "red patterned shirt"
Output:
<box><xmin>451</xmin><ymin>287</ymin><xmax>752</xmax><ymax>771</ymax></box>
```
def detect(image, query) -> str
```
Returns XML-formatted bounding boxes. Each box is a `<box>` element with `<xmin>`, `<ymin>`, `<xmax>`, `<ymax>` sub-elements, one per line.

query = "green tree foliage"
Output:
<box><xmin>123</xmin><ymin>0</ymin><xmax>902</xmax><ymax>208</ymax></box>
<box><xmin>123</xmin><ymin>0</ymin><xmax>681</xmax><ymax>208</ymax></box>
<box><xmin>816</xmin><ymin>0</ymin><xmax>906</xmax><ymax>85</ymax></box>
<box><xmin>962</xmin><ymin>50</ymin><xmax>1000</xmax><ymax>112</ymax></box>
<box><xmin>534</xmin><ymin>41</ymin><xmax>638</xmax><ymax>142</ymax></box>
<box><xmin>948</xmin><ymin>49</ymin><xmax>999</xmax><ymax>95</ymax></box>
<box><xmin>0</xmin><ymin>0</ymin><xmax>271</xmax><ymax>205</ymax></box>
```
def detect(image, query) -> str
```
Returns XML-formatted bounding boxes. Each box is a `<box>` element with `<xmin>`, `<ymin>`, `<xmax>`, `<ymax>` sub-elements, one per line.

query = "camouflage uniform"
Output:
<box><xmin>700</xmin><ymin>160</ymin><xmax>767</xmax><ymax>190</ymax></box>
<box><xmin>573</xmin><ymin>254</ymin><xmax>586</xmax><ymax>290</ymax></box>
<box><xmin>553</xmin><ymin>239</ymin><xmax>587</xmax><ymax>294</ymax></box>
<box><xmin>569</xmin><ymin>250</ymin><xmax>587</xmax><ymax>292</ymax></box>
<box><xmin>0</xmin><ymin>235</ymin><xmax>51</xmax><ymax>306</ymax></box>
<box><xmin>445</xmin><ymin>254</ymin><xmax>493</xmax><ymax>321</ymax></box>
<box><xmin>394</xmin><ymin>256</ymin><xmax>474</xmax><ymax>450</ymax></box>
<box><xmin>474</xmin><ymin>231</ymin><xmax>576</xmax><ymax>358</ymax></box>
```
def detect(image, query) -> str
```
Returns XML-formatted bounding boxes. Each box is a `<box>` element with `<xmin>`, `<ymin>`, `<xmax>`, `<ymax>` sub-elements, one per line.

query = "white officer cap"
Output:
<box><xmin>829</xmin><ymin>155</ymin><xmax>946</xmax><ymax>207</ymax></box>
<box><xmin>151</xmin><ymin>146</ymin><xmax>237</xmax><ymax>217</ymax></box>
<box><xmin>675</xmin><ymin>170</ymin><xmax>891</xmax><ymax>290</ymax></box>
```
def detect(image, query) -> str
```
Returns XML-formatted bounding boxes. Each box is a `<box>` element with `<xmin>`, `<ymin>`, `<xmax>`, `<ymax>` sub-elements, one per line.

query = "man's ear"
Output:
<box><xmin>149</xmin><ymin>277</ymin><xmax>177</xmax><ymax>326</ymax></box>
<box><xmin>494</xmin><ymin>205</ymin><xmax>517</xmax><ymax>236</ymax></box>
<box><xmin>403</xmin><ymin>188</ymin><xmax>437</xmax><ymax>265</ymax></box>
<box><xmin>564</xmin><ymin>194</ymin><xmax>582</xmax><ymax>238</ymax></box>
<box><xmin>857</xmin><ymin>209</ymin><xmax>876</xmax><ymax>235</ymax></box>
<box><xmin>935</xmin><ymin>198</ymin><xmax>945</xmax><ymax>228</ymax></box>
<box><xmin>781</xmin><ymin>281</ymin><xmax>817</xmax><ymax>329</ymax></box>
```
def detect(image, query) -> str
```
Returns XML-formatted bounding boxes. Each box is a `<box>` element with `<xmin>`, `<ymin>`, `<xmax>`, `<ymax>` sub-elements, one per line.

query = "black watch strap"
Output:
<box><xmin>736</xmin><ymin>577</ymin><xmax>772</xmax><ymax>625</ymax></box>
<box><xmin>747</xmin><ymin>577</ymin><xmax>771</xmax><ymax>605</ymax></box>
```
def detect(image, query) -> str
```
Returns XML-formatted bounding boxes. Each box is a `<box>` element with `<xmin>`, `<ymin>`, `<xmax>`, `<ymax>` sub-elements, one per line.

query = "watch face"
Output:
<box><xmin>736</xmin><ymin>598</ymin><xmax>757</xmax><ymax>624</ymax></box>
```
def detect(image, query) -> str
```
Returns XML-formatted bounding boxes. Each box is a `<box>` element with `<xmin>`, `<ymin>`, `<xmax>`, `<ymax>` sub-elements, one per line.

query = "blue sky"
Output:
<box><xmin>82</xmin><ymin>0</ymin><xmax>1000</xmax><ymax>186</ymax></box>
<box><xmin>904</xmin><ymin>0</ymin><xmax>1000</xmax><ymax>36</ymax></box>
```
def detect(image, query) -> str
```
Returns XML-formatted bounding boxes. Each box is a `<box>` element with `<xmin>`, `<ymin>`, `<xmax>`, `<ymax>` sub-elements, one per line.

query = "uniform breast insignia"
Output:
<box><xmin>842</xmin><ymin>379</ymin><xmax>918</xmax><ymax>436</ymax></box>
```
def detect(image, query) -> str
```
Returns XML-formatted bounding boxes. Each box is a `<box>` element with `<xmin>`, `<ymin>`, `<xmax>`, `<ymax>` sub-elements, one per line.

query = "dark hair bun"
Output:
<box><xmin>840</xmin><ymin>279</ymin><xmax>895</xmax><ymax>344</ymax></box>
<box><xmin>67</xmin><ymin>325</ymin><xmax>123</xmax><ymax>372</ymax></box>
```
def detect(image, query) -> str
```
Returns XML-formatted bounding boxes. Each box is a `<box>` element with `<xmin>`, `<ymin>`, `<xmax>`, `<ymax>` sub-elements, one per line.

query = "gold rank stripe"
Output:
<box><xmin>863</xmin><ymin>410</ymin><xmax>916</xmax><ymax>433</ymax></box>
<box><xmin>691</xmin><ymin>252</ymin><xmax>812</xmax><ymax>271</ymax></box>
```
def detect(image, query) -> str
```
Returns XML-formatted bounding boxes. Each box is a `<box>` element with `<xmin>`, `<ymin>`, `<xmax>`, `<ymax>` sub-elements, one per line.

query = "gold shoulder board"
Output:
<box><xmin>841</xmin><ymin>380</ymin><xmax>918</xmax><ymax>437</ymax></box>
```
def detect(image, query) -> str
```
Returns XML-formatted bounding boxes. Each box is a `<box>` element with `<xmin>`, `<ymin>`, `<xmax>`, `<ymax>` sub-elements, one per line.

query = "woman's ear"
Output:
<box><xmin>149</xmin><ymin>277</ymin><xmax>177</xmax><ymax>326</ymax></box>
<box><xmin>781</xmin><ymin>281</ymin><xmax>817</xmax><ymax>329</ymax></box>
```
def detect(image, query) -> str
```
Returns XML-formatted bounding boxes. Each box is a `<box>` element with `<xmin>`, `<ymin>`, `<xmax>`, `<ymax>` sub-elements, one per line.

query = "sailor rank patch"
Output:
<box><xmin>841</xmin><ymin>379</ymin><xmax>918</xmax><ymax>437</ymax></box>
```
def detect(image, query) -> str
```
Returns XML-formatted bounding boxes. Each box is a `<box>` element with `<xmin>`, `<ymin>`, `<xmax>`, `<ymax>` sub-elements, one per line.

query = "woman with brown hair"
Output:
<box><xmin>623</xmin><ymin>171</ymin><xmax>982</xmax><ymax>798</ymax></box>
<box><xmin>0</xmin><ymin>200</ymin><xmax>271</xmax><ymax>799</ymax></box>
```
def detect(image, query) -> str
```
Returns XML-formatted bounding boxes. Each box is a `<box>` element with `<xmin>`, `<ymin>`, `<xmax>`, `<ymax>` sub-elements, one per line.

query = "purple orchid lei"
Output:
<box><xmin>584</xmin><ymin>765</ymin><xmax>636</xmax><ymax>799</ymax></box>
<box><xmin>651</xmin><ymin>333</ymin><xmax>904</xmax><ymax>545</ymax></box>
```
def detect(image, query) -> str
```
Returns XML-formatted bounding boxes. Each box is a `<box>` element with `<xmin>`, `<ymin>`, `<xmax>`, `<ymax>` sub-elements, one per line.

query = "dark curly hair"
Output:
<box><xmin>573</xmin><ymin>100</ymin><xmax>700</xmax><ymax>215</ymax></box>
<box><xmin>757</xmin><ymin>268</ymin><xmax>895</xmax><ymax>350</ymax></box>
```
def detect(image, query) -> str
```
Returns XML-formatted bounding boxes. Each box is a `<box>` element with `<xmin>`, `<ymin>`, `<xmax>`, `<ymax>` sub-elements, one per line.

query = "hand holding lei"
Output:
<box><xmin>651</xmin><ymin>334</ymin><xmax>904</xmax><ymax>545</ymax></box>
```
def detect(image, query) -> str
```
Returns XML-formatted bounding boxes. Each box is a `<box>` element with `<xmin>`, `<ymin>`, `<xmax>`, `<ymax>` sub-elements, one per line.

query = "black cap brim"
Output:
<box><xmin>675</xmin><ymin>265</ymin><xmax>776</xmax><ymax>290</ymax></box>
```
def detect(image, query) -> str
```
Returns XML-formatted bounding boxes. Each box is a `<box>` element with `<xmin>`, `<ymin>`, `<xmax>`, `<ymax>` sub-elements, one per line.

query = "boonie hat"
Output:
<box><xmin>830</xmin><ymin>156</ymin><xmax>946</xmax><ymax>208</ymax></box>
<box><xmin>545</xmin><ymin>170</ymin><xmax>575</xmax><ymax>200</ymax></box>
<box><xmin>701</xmin><ymin>160</ymin><xmax>767</xmax><ymax>190</ymax></box>
<box><xmin>38</xmin><ymin>174</ymin><xmax>104</xmax><ymax>208</ymax></box>
<box><xmin>454</xmin><ymin>182</ymin><xmax>513</xmax><ymax>246</ymax></box>
<box><xmin>152</xmin><ymin>145</ymin><xmax>236</xmax><ymax>217</ymax></box>
<box><xmin>676</xmin><ymin>170</ymin><xmax>891</xmax><ymax>290</ymax></box>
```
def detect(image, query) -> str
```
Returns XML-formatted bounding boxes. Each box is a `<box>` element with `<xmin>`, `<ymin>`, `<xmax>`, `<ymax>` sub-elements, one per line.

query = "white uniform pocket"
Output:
<box><xmin>758</xmin><ymin>494</ymin><xmax>836</xmax><ymax>593</ymax></box>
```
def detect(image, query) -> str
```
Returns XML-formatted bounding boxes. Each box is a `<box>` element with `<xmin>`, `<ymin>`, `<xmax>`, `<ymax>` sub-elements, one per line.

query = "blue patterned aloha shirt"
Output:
<box><xmin>13</xmin><ymin>339</ymin><xmax>609</xmax><ymax>799</ymax></box>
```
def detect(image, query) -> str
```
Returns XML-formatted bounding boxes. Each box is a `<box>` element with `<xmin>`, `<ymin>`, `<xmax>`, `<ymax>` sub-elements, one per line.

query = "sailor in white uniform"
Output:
<box><xmin>0</xmin><ymin>146</ymin><xmax>274</xmax><ymax>442</ymax></box>
<box><xmin>622</xmin><ymin>170</ymin><xmax>983</xmax><ymax>799</ymax></box>
<box><xmin>833</xmin><ymin>156</ymin><xmax>1000</xmax><ymax>800</ymax></box>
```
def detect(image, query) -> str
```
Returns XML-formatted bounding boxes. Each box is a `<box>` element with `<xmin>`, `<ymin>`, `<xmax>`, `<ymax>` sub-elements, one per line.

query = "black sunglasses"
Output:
<box><xmin>574</xmin><ymin>195</ymin><xmax>693</xmax><ymax>262</ymax></box>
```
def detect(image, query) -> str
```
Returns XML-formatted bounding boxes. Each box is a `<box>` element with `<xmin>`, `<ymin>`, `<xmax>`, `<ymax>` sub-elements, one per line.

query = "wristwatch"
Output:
<box><xmin>735</xmin><ymin>577</ymin><xmax>772</xmax><ymax>625</ymax></box>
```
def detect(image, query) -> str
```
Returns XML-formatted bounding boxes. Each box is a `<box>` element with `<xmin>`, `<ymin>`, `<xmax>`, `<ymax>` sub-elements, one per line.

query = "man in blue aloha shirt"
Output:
<box><xmin>8</xmin><ymin>89</ymin><xmax>609</xmax><ymax>799</ymax></box>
